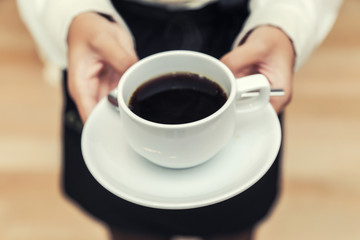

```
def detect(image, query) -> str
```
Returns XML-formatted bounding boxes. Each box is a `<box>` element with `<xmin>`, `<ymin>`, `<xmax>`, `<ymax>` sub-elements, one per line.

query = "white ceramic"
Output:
<box><xmin>117</xmin><ymin>50</ymin><xmax>270</xmax><ymax>169</ymax></box>
<box><xmin>81</xmin><ymin>99</ymin><xmax>281</xmax><ymax>209</ymax></box>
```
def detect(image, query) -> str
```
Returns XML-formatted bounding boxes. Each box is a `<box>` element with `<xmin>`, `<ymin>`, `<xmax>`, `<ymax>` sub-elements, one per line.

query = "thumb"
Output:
<box><xmin>220</xmin><ymin>45</ymin><xmax>262</xmax><ymax>78</ymax></box>
<box><xmin>92</xmin><ymin>34</ymin><xmax>138</xmax><ymax>74</ymax></box>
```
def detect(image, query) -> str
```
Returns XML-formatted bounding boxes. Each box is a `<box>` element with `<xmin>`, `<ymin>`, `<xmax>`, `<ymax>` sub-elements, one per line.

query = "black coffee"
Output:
<box><xmin>128</xmin><ymin>72</ymin><xmax>228</xmax><ymax>124</ymax></box>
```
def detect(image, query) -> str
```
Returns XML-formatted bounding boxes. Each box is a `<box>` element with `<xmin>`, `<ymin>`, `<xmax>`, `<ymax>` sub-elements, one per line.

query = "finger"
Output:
<box><xmin>220</xmin><ymin>45</ymin><xmax>262</xmax><ymax>77</ymax></box>
<box><xmin>91</xmin><ymin>33</ymin><xmax>138</xmax><ymax>74</ymax></box>
<box><xmin>267</xmin><ymin>70</ymin><xmax>293</xmax><ymax>114</ymax></box>
<box><xmin>77</xmin><ymin>94</ymin><xmax>98</xmax><ymax>123</ymax></box>
<box><xmin>97</xmin><ymin>65</ymin><xmax>122</xmax><ymax>99</ymax></box>
<box><xmin>67</xmin><ymin>58</ymin><xmax>103</xmax><ymax>122</ymax></box>
<box><xmin>67</xmin><ymin>78</ymin><xmax>99</xmax><ymax>123</ymax></box>
<box><xmin>270</xmin><ymin>96</ymin><xmax>288</xmax><ymax>114</ymax></box>
<box><xmin>270</xmin><ymin>82</ymin><xmax>293</xmax><ymax>114</ymax></box>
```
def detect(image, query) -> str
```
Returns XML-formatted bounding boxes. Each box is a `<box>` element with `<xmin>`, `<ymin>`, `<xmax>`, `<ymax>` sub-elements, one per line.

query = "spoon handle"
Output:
<box><xmin>241</xmin><ymin>89</ymin><xmax>285</xmax><ymax>98</ymax></box>
<box><xmin>107</xmin><ymin>89</ymin><xmax>119</xmax><ymax>108</ymax></box>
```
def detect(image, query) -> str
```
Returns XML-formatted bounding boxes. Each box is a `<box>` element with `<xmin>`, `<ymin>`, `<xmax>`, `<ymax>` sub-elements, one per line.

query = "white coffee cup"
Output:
<box><xmin>117</xmin><ymin>50</ymin><xmax>270</xmax><ymax>169</ymax></box>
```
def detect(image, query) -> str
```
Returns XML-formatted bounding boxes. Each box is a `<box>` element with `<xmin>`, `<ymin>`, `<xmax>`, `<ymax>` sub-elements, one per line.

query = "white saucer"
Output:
<box><xmin>81</xmin><ymin>99</ymin><xmax>281</xmax><ymax>209</ymax></box>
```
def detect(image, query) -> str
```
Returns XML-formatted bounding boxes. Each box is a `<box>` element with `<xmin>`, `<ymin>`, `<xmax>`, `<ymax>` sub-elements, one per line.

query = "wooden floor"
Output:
<box><xmin>1</xmin><ymin>0</ymin><xmax>359</xmax><ymax>239</ymax></box>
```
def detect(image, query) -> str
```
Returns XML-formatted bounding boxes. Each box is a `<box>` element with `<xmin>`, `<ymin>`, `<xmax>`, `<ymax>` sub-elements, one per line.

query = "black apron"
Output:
<box><xmin>62</xmin><ymin>0</ymin><xmax>283</xmax><ymax>236</ymax></box>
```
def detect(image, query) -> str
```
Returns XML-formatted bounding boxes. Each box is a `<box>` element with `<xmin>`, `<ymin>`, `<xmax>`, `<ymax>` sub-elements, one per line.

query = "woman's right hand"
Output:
<box><xmin>67</xmin><ymin>12</ymin><xmax>138</xmax><ymax>122</ymax></box>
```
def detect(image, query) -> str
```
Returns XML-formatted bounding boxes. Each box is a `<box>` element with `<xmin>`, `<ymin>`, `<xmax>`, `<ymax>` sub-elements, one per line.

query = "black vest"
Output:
<box><xmin>110</xmin><ymin>0</ymin><xmax>250</xmax><ymax>59</ymax></box>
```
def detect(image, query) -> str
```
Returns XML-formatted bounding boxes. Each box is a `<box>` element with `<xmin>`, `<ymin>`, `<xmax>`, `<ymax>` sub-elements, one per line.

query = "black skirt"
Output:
<box><xmin>61</xmin><ymin>0</ymin><xmax>283</xmax><ymax>237</ymax></box>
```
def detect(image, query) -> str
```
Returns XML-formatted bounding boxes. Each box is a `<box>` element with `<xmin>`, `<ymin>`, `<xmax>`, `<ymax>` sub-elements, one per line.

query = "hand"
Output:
<box><xmin>221</xmin><ymin>25</ymin><xmax>295</xmax><ymax>113</ymax></box>
<box><xmin>67</xmin><ymin>12</ymin><xmax>138</xmax><ymax>122</ymax></box>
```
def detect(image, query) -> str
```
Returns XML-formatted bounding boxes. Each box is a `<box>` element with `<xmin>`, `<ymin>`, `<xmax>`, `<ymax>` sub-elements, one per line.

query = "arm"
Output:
<box><xmin>221</xmin><ymin>0</ymin><xmax>343</xmax><ymax>113</ymax></box>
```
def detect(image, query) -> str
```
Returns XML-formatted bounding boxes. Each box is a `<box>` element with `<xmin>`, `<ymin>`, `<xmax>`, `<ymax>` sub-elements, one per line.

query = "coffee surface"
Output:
<box><xmin>128</xmin><ymin>72</ymin><xmax>228</xmax><ymax>124</ymax></box>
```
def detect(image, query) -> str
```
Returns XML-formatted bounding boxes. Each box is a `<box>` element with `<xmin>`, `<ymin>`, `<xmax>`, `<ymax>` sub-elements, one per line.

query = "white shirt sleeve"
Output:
<box><xmin>17</xmin><ymin>0</ymin><xmax>343</xmax><ymax>71</ymax></box>
<box><xmin>16</xmin><ymin>0</ymin><xmax>132</xmax><ymax>69</ymax></box>
<box><xmin>233</xmin><ymin>0</ymin><xmax>343</xmax><ymax>70</ymax></box>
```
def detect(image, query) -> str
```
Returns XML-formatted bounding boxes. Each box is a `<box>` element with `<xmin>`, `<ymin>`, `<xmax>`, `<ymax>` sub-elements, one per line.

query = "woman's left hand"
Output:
<box><xmin>221</xmin><ymin>25</ymin><xmax>295</xmax><ymax>114</ymax></box>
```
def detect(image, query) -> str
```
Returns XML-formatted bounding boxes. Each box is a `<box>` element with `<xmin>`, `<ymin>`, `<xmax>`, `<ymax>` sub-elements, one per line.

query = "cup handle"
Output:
<box><xmin>235</xmin><ymin>74</ymin><xmax>270</xmax><ymax>113</ymax></box>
